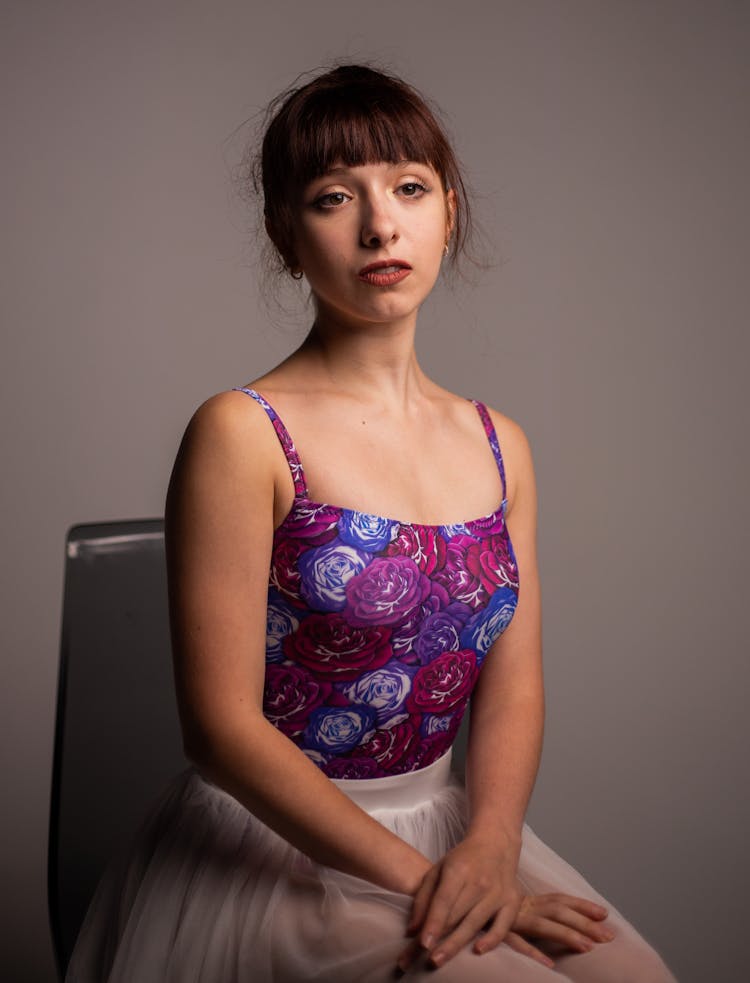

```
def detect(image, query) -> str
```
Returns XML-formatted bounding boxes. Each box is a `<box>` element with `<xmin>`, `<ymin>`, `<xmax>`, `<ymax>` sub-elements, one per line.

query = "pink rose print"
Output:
<box><xmin>264</xmin><ymin>663</ymin><xmax>331</xmax><ymax>738</ymax></box>
<box><xmin>407</xmin><ymin>649</ymin><xmax>478</xmax><ymax>714</ymax></box>
<box><xmin>345</xmin><ymin>556</ymin><xmax>434</xmax><ymax>627</ymax></box>
<box><xmin>385</xmin><ymin>526</ymin><xmax>447</xmax><ymax>574</ymax></box>
<box><xmin>283</xmin><ymin>612</ymin><xmax>393</xmax><ymax>681</ymax></box>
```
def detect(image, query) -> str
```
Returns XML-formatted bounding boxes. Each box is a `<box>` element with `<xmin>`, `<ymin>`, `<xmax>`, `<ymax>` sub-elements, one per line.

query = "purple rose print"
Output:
<box><xmin>389</xmin><ymin>580</ymin><xmax>450</xmax><ymax>659</ymax></box>
<box><xmin>407</xmin><ymin>649</ymin><xmax>478</xmax><ymax>714</ymax></box>
<box><xmin>413</xmin><ymin>601</ymin><xmax>472</xmax><ymax>665</ymax></box>
<box><xmin>345</xmin><ymin>556</ymin><xmax>435</xmax><ymax>627</ymax></box>
<box><xmin>266</xmin><ymin>591</ymin><xmax>301</xmax><ymax>662</ymax></box>
<box><xmin>324</xmin><ymin>757</ymin><xmax>384</xmax><ymax>779</ymax></box>
<box><xmin>460</xmin><ymin>586</ymin><xmax>518</xmax><ymax>660</ymax></box>
<box><xmin>283</xmin><ymin>612</ymin><xmax>392</xmax><ymax>681</ymax></box>
<box><xmin>298</xmin><ymin>538</ymin><xmax>371</xmax><ymax>611</ymax></box>
<box><xmin>304</xmin><ymin>705</ymin><xmax>377</xmax><ymax>754</ymax></box>
<box><xmin>339</xmin><ymin>510</ymin><xmax>397</xmax><ymax>552</ymax></box>
<box><xmin>343</xmin><ymin>661</ymin><xmax>415</xmax><ymax>724</ymax></box>
<box><xmin>264</xmin><ymin>663</ymin><xmax>331</xmax><ymax>738</ymax></box>
<box><xmin>385</xmin><ymin>526</ymin><xmax>447</xmax><ymax>574</ymax></box>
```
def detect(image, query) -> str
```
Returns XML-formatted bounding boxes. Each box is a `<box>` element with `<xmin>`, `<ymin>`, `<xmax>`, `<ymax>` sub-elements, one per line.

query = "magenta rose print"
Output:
<box><xmin>435</xmin><ymin>535</ymin><xmax>518</xmax><ymax>609</ymax></box>
<box><xmin>407</xmin><ymin>649</ymin><xmax>478</xmax><ymax>714</ymax></box>
<box><xmin>345</xmin><ymin>556</ymin><xmax>436</xmax><ymax>626</ymax></box>
<box><xmin>304</xmin><ymin>705</ymin><xmax>377</xmax><ymax>754</ymax></box>
<box><xmin>283</xmin><ymin>613</ymin><xmax>393</xmax><ymax>681</ymax></box>
<box><xmin>356</xmin><ymin>717</ymin><xmax>420</xmax><ymax>768</ymax></box>
<box><xmin>298</xmin><ymin>539</ymin><xmax>371</xmax><ymax>610</ymax></box>
<box><xmin>385</xmin><ymin>526</ymin><xmax>447</xmax><ymax>574</ymax></box>
<box><xmin>342</xmin><ymin>662</ymin><xmax>415</xmax><ymax>724</ymax></box>
<box><xmin>270</xmin><ymin>538</ymin><xmax>310</xmax><ymax>607</ymax></box>
<box><xmin>264</xmin><ymin>663</ymin><xmax>331</xmax><ymax>738</ymax></box>
<box><xmin>466</xmin><ymin>506</ymin><xmax>508</xmax><ymax>537</ymax></box>
<box><xmin>281</xmin><ymin>503</ymin><xmax>342</xmax><ymax>546</ymax></box>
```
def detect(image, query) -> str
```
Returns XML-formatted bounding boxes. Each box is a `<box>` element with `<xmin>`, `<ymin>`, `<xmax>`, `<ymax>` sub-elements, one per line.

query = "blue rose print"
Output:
<box><xmin>298</xmin><ymin>538</ymin><xmax>371</xmax><ymax>611</ymax></box>
<box><xmin>339</xmin><ymin>510</ymin><xmax>397</xmax><ymax>552</ymax></box>
<box><xmin>422</xmin><ymin>713</ymin><xmax>456</xmax><ymax>736</ymax></box>
<box><xmin>459</xmin><ymin>586</ymin><xmax>518</xmax><ymax>660</ymax></box>
<box><xmin>266</xmin><ymin>590</ymin><xmax>301</xmax><ymax>662</ymax></box>
<box><xmin>304</xmin><ymin>705</ymin><xmax>377</xmax><ymax>754</ymax></box>
<box><xmin>439</xmin><ymin>523</ymin><xmax>472</xmax><ymax>540</ymax></box>
<box><xmin>343</xmin><ymin>662</ymin><xmax>415</xmax><ymax>724</ymax></box>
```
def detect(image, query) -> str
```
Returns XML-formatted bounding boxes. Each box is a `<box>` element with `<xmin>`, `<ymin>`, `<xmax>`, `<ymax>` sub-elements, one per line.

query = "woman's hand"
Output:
<box><xmin>396</xmin><ymin>831</ymin><xmax>522</xmax><ymax>971</ymax></box>
<box><xmin>502</xmin><ymin>892</ymin><xmax>615</xmax><ymax>967</ymax></box>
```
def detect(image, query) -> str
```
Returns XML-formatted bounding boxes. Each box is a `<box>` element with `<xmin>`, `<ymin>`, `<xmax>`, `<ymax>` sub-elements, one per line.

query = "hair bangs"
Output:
<box><xmin>289</xmin><ymin>97</ymin><xmax>447</xmax><ymax>188</ymax></box>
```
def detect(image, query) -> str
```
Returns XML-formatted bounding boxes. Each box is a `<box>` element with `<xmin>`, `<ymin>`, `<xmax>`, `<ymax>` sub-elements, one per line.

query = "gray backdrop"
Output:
<box><xmin>2</xmin><ymin>2</ymin><xmax>748</xmax><ymax>980</ymax></box>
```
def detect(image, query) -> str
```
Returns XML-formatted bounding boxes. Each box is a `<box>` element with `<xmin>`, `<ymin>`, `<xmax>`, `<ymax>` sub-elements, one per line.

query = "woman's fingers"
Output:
<box><xmin>427</xmin><ymin>895</ymin><xmax>519</xmax><ymax>968</ymax></box>
<box><xmin>515</xmin><ymin>894</ymin><xmax>615</xmax><ymax>950</ymax></box>
<box><xmin>406</xmin><ymin>866</ymin><xmax>440</xmax><ymax>935</ymax></box>
<box><xmin>502</xmin><ymin>931</ymin><xmax>556</xmax><ymax>970</ymax></box>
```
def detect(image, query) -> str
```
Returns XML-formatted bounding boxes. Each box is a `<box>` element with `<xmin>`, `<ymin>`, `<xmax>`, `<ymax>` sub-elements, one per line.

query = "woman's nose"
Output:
<box><xmin>360</xmin><ymin>197</ymin><xmax>398</xmax><ymax>248</ymax></box>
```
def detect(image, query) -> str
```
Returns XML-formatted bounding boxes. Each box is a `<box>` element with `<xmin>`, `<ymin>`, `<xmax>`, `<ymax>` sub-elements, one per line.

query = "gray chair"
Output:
<box><xmin>48</xmin><ymin>519</ymin><xmax>187</xmax><ymax>979</ymax></box>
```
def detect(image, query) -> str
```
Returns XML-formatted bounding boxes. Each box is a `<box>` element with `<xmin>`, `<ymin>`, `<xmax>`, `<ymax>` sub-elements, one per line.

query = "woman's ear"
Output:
<box><xmin>265</xmin><ymin>215</ymin><xmax>298</xmax><ymax>271</ymax></box>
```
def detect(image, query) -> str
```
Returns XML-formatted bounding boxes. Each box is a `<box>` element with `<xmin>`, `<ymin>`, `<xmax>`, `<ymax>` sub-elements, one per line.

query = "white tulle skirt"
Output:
<box><xmin>66</xmin><ymin>752</ymin><xmax>677</xmax><ymax>982</ymax></box>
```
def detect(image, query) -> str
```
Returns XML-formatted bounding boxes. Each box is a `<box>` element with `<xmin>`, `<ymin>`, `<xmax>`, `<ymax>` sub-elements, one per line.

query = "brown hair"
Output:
<box><xmin>251</xmin><ymin>64</ymin><xmax>475</xmax><ymax>277</ymax></box>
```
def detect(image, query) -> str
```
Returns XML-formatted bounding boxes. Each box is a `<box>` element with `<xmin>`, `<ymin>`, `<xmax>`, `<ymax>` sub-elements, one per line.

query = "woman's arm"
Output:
<box><xmin>400</xmin><ymin>415</ymin><xmax>545</xmax><ymax>968</ymax></box>
<box><xmin>464</xmin><ymin>413</ymin><xmax>544</xmax><ymax>844</ymax></box>
<box><xmin>166</xmin><ymin>391</ymin><xmax>432</xmax><ymax>896</ymax></box>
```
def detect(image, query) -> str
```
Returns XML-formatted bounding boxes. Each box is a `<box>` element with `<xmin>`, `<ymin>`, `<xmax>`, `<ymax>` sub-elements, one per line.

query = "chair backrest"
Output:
<box><xmin>48</xmin><ymin>519</ymin><xmax>187</xmax><ymax>978</ymax></box>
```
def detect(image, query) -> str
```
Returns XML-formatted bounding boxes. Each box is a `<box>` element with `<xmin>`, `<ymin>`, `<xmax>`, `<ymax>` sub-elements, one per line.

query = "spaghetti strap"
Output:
<box><xmin>470</xmin><ymin>399</ymin><xmax>507</xmax><ymax>501</ymax></box>
<box><xmin>232</xmin><ymin>387</ymin><xmax>308</xmax><ymax>498</ymax></box>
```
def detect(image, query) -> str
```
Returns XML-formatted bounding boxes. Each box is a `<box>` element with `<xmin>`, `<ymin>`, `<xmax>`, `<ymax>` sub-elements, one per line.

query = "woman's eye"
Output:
<box><xmin>314</xmin><ymin>191</ymin><xmax>349</xmax><ymax>209</ymax></box>
<box><xmin>398</xmin><ymin>182</ymin><xmax>428</xmax><ymax>198</ymax></box>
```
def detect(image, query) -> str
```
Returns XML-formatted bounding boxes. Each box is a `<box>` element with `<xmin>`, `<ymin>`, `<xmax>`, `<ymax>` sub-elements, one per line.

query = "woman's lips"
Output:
<box><xmin>358</xmin><ymin>260</ymin><xmax>412</xmax><ymax>287</ymax></box>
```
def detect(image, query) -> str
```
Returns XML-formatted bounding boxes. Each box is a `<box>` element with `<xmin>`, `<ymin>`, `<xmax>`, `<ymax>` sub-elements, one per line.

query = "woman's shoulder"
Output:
<box><xmin>174</xmin><ymin>386</ymin><xmax>287</xmax><ymax>484</ymax></box>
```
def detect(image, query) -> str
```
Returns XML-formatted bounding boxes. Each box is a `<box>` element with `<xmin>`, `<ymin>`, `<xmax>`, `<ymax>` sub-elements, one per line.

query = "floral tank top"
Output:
<box><xmin>233</xmin><ymin>388</ymin><xmax>520</xmax><ymax>779</ymax></box>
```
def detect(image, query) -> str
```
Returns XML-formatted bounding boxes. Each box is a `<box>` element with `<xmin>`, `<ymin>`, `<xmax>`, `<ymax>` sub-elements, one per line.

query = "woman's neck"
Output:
<box><xmin>291</xmin><ymin>311</ymin><xmax>433</xmax><ymax>410</ymax></box>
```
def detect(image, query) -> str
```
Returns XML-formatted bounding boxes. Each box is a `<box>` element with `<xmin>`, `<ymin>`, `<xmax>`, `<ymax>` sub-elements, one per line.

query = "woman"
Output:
<box><xmin>67</xmin><ymin>64</ymin><xmax>677</xmax><ymax>981</ymax></box>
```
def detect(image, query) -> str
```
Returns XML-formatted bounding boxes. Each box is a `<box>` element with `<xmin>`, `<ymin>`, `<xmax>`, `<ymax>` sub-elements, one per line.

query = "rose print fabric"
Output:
<box><xmin>233</xmin><ymin>388</ymin><xmax>520</xmax><ymax>778</ymax></box>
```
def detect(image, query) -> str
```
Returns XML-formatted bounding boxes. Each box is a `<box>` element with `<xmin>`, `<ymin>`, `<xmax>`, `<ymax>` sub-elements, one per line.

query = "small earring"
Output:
<box><xmin>291</xmin><ymin>268</ymin><xmax>303</xmax><ymax>280</ymax></box>
<box><xmin>443</xmin><ymin>242</ymin><xmax>450</xmax><ymax>257</ymax></box>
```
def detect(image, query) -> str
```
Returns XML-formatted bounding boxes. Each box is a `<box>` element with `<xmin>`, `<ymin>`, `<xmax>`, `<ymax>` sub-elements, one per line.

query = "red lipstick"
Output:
<box><xmin>358</xmin><ymin>259</ymin><xmax>412</xmax><ymax>287</ymax></box>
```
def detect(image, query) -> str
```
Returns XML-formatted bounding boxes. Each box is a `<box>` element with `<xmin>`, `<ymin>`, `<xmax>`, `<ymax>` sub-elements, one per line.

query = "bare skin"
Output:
<box><xmin>166</xmin><ymin>160</ymin><xmax>616</xmax><ymax>973</ymax></box>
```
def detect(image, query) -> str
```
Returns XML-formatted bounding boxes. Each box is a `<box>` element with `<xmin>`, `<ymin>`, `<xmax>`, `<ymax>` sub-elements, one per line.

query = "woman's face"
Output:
<box><xmin>289</xmin><ymin>160</ymin><xmax>455</xmax><ymax>330</ymax></box>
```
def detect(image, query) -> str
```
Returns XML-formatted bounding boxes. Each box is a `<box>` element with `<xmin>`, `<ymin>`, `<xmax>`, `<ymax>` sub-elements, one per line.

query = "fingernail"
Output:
<box><xmin>601</xmin><ymin>930</ymin><xmax>615</xmax><ymax>942</ymax></box>
<box><xmin>422</xmin><ymin>933</ymin><xmax>434</xmax><ymax>950</ymax></box>
<box><xmin>430</xmin><ymin>951</ymin><xmax>445</xmax><ymax>967</ymax></box>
